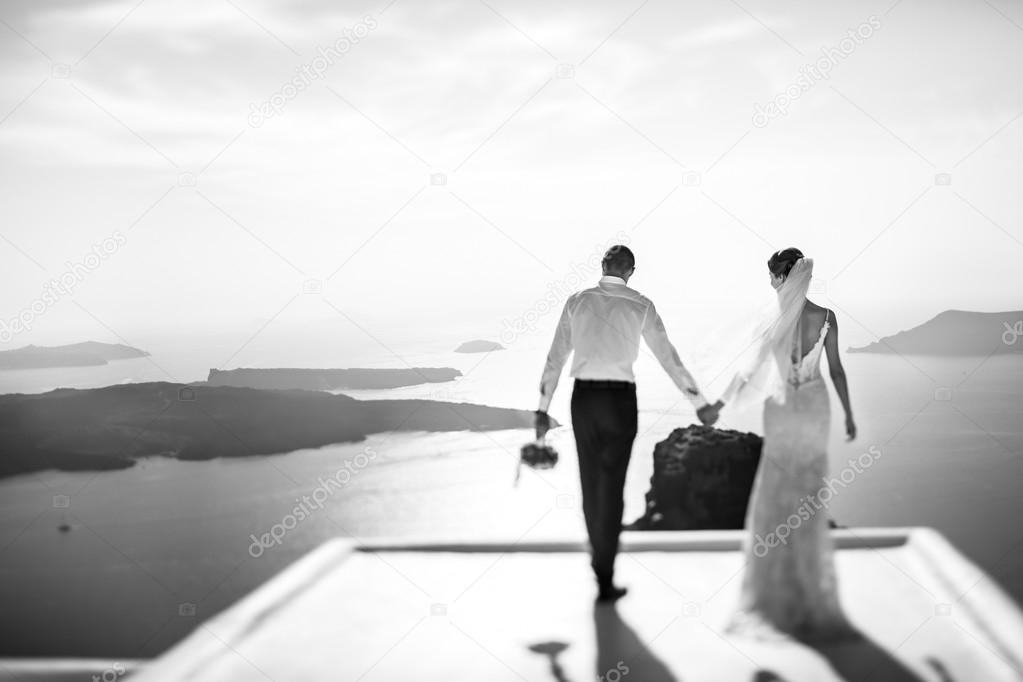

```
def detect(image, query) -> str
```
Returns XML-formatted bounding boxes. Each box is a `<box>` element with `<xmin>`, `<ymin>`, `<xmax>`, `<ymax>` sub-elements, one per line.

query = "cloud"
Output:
<box><xmin>669</xmin><ymin>19</ymin><xmax>771</xmax><ymax>49</ymax></box>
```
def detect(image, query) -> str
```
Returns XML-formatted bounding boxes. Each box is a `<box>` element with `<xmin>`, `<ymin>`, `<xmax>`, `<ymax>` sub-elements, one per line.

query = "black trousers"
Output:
<box><xmin>570</xmin><ymin>379</ymin><xmax>638</xmax><ymax>587</ymax></box>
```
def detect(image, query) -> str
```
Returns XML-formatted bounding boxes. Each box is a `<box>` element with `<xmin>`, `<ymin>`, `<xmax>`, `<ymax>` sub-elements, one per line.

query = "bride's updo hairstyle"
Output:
<box><xmin>767</xmin><ymin>247</ymin><xmax>804</xmax><ymax>279</ymax></box>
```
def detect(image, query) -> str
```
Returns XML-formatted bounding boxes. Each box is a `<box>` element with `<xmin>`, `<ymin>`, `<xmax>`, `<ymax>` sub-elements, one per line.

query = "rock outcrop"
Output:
<box><xmin>626</xmin><ymin>425</ymin><xmax>763</xmax><ymax>530</ymax></box>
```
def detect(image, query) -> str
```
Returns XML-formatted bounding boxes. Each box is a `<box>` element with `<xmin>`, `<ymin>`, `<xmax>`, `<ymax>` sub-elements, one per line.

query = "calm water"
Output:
<box><xmin>1</xmin><ymin>341</ymin><xmax>1022</xmax><ymax>657</ymax></box>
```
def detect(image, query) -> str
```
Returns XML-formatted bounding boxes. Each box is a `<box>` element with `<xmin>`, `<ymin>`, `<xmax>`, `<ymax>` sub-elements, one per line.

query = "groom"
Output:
<box><xmin>534</xmin><ymin>245</ymin><xmax>721</xmax><ymax>602</ymax></box>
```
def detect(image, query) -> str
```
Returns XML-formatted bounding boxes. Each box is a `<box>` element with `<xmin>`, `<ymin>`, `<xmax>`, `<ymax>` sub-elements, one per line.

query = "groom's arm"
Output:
<box><xmin>537</xmin><ymin>299</ymin><xmax>574</xmax><ymax>414</ymax></box>
<box><xmin>642</xmin><ymin>302</ymin><xmax>709</xmax><ymax>410</ymax></box>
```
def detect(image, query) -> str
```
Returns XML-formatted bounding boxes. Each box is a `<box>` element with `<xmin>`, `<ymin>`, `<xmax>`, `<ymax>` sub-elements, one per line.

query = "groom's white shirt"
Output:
<box><xmin>538</xmin><ymin>275</ymin><xmax>708</xmax><ymax>413</ymax></box>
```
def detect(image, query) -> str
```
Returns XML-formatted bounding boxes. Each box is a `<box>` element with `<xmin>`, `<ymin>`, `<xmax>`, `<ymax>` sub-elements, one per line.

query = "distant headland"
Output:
<box><xmin>455</xmin><ymin>340</ymin><xmax>504</xmax><ymax>353</ymax></box>
<box><xmin>0</xmin><ymin>342</ymin><xmax>149</xmax><ymax>370</ymax></box>
<box><xmin>848</xmin><ymin>309</ymin><xmax>1023</xmax><ymax>356</ymax></box>
<box><xmin>0</xmin><ymin>382</ymin><xmax>547</xmax><ymax>479</ymax></box>
<box><xmin>207</xmin><ymin>367</ymin><xmax>461</xmax><ymax>390</ymax></box>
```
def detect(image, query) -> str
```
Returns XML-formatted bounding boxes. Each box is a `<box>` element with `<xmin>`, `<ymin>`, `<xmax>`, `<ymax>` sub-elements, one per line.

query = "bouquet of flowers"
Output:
<box><xmin>515</xmin><ymin>436</ymin><xmax>558</xmax><ymax>485</ymax></box>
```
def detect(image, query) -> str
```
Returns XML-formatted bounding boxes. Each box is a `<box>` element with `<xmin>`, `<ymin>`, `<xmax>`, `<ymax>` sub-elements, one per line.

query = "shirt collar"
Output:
<box><xmin>599</xmin><ymin>275</ymin><xmax>627</xmax><ymax>286</ymax></box>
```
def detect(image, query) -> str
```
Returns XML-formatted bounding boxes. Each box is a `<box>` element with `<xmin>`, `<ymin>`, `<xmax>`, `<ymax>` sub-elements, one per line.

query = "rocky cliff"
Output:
<box><xmin>626</xmin><ymin>425</ymin><xmax>763</xmax><ymax>530</ymax></box>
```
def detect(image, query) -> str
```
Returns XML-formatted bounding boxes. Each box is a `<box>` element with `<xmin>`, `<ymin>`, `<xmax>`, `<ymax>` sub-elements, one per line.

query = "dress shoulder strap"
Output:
<box><xmin>815</xmin><ymin>309</ymin><xmax>831</xmax><ymax>345</ymax></box>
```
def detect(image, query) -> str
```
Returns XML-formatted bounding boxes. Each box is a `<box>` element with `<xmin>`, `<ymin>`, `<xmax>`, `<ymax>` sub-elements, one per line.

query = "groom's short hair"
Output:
<box><xmin>602</xmin><ymin>245</ymin><xmax>635</xmax><ymax>275</ymax></box>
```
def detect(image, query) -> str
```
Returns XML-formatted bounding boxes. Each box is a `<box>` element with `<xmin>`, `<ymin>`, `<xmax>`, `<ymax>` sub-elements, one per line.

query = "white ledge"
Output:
<box><xmin>7</xmin><ymin>529</ymin><xmax>1022</xmax><ymax>682</ymax></box>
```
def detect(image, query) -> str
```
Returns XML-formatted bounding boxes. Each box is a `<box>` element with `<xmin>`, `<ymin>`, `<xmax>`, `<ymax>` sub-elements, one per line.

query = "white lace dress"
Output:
<box><xmin>728</xmin><ymin>311</ymin><xmax>856</xmax><ymax>641</ymax></box>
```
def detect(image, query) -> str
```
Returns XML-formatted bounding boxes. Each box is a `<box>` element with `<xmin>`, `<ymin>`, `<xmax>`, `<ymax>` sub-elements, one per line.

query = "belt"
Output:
<box><xmin>574</xmin><ymin>379</ymin><xmax>636</xmax><ymax>390</ymax></box>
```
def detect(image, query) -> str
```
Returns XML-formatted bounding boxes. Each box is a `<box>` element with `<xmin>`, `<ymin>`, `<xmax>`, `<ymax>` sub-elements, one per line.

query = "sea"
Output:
<box><xmin>1</xmin><ymin>333</ymin><xmax>1022</xmax><ymax>658</ymax></box>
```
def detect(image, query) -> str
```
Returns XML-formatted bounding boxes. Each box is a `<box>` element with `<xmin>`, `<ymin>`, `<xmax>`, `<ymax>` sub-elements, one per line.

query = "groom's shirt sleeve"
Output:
<box><xmin>642</xmin><ymin>301</ymin><xmax>709</xmax><ymax>410</ymax></box>
<box><xmin>538</xmin><ymin>299</ymin><xmax>574</xmax><ymax>413</ymax></box>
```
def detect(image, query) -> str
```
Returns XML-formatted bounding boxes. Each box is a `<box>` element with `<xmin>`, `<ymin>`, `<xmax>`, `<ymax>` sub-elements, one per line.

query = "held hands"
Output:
<box><xmin>696</xmin><ymin>400</ymin><xmax>724</xmax><ymax>427</ymax></box>
<box><xmin>845</xmin><ymin>415</ymin><xmax>857</xmax><ymax>441</ymax></box>
<box><xmin>534</xmin><ymin>410</ymin><xmax>551</xmax><ymax>441</ymax></box>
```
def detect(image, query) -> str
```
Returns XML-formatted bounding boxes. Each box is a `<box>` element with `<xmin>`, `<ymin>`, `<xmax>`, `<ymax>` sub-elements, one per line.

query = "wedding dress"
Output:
<box><xmin>722</xmin><ymin>259</ymin><xmax>855</xmax><ymax>640</ymax></box>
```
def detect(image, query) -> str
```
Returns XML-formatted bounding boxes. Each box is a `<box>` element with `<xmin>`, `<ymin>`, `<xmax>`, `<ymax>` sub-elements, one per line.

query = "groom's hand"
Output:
<box><xmin>534</xmin><ymin>410</ymin><xmax>551</xmax><ymax>440</ymax></box>
<box><xmin>696</xmin><ymin>400</ymin><xmax>723</xmax><ymax>427</ymax></box>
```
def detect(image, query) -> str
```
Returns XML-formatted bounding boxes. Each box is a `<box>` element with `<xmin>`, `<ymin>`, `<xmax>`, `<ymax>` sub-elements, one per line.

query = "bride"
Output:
<box><xmin>713</xmin><ymin>248</ymin><xmax>858</xmax><ymax>640</ymax></box>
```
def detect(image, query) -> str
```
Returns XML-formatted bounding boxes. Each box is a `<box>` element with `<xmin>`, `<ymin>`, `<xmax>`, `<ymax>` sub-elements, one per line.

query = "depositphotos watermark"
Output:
<box><xmin>0</xmin><ymin>230</ymin><xmax>127</xmax><ymax>344</ymax></box>
<box><xmin>92</xmin><ymin>661</ymin><xmax>127</xmax><ymax>682</ymax></box>
<box><xmin>751</xmin><ymin>445</ymin><xmax>882</xmax><ymax>557</ymax></box>
<box><xmin>1003</xmin><ymin>320</ymin><xmax>1022</xmax><ymax>346</ymax></box>
<box><xmin>752</xmin><ymin>15</ymin><xmax>881</xmax><ymax>128</ymax></box>
<box><xmin>248</xmin><ymin>15</ymin><xmax>379</xmax><ymax>128</ymax></box>
<box><xmin>498</xmin><ymin>232</ymin><xmax>631</xmax><ymax>346</ymax></box>
<box><xmin>248</xmin><ymin>446</ymin><xmax>377</xmax><ymax>557</ymax></box>
<box><xmin>597</xmin><ymin>661</ymin><xmax>630</xmax><ymax>682</ymax></box>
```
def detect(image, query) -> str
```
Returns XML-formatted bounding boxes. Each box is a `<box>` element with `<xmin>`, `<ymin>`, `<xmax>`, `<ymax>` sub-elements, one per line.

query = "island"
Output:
<box><xmin>0</xmin><ymin>342</ymin><xmax>149</xmax><ymax>370</ymax></box>
<box><xmin>0</xmin><ymin>382</ymin><xmax>550</xmax><ymax>479</ymax></box>
<box><xmin>848</xmin><ymin>309</ymin><xmax>1023</xmax><ymax>355</ymax></box>
<box><xmin>207</xmin><ymin>367</ymin><xmax>461</xmax><ymax>390</ymax></box>
<box><xmin>454</xmin><ymin>340</ymin><xmax>504</xmax><ymax>353</ymax></box>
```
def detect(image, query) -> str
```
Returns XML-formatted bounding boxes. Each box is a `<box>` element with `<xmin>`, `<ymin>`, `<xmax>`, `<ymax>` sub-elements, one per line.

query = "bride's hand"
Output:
<box><xmin>845</xmin><ymin>416</ymin><xmax>857</xmax><ymax>441</ymax></box>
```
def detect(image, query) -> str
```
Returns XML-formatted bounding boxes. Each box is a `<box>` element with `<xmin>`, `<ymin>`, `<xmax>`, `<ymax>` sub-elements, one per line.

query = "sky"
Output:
<box><xmin>1</xmin><ymin>0</ymin><xmax>1022</xmax><ymax>364</ymax></box>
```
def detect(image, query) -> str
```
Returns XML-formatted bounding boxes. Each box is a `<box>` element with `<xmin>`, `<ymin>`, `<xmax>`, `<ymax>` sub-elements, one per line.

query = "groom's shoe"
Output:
<box><xmin>596</xmin><ymin>584</ymin><xmax>628</xmax><ymax>603</ymax></box>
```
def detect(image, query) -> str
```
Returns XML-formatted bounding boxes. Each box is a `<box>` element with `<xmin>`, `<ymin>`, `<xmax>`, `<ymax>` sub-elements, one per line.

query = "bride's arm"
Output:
<box><xmin>720</xmin><ymin>373</ymin><xmax>748</xmax><ymax>405</ymax></box>
<box><xmin>823</xmin><ymin>310</ymin><xmax>856</xmax><ymax>440</ymax></box>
